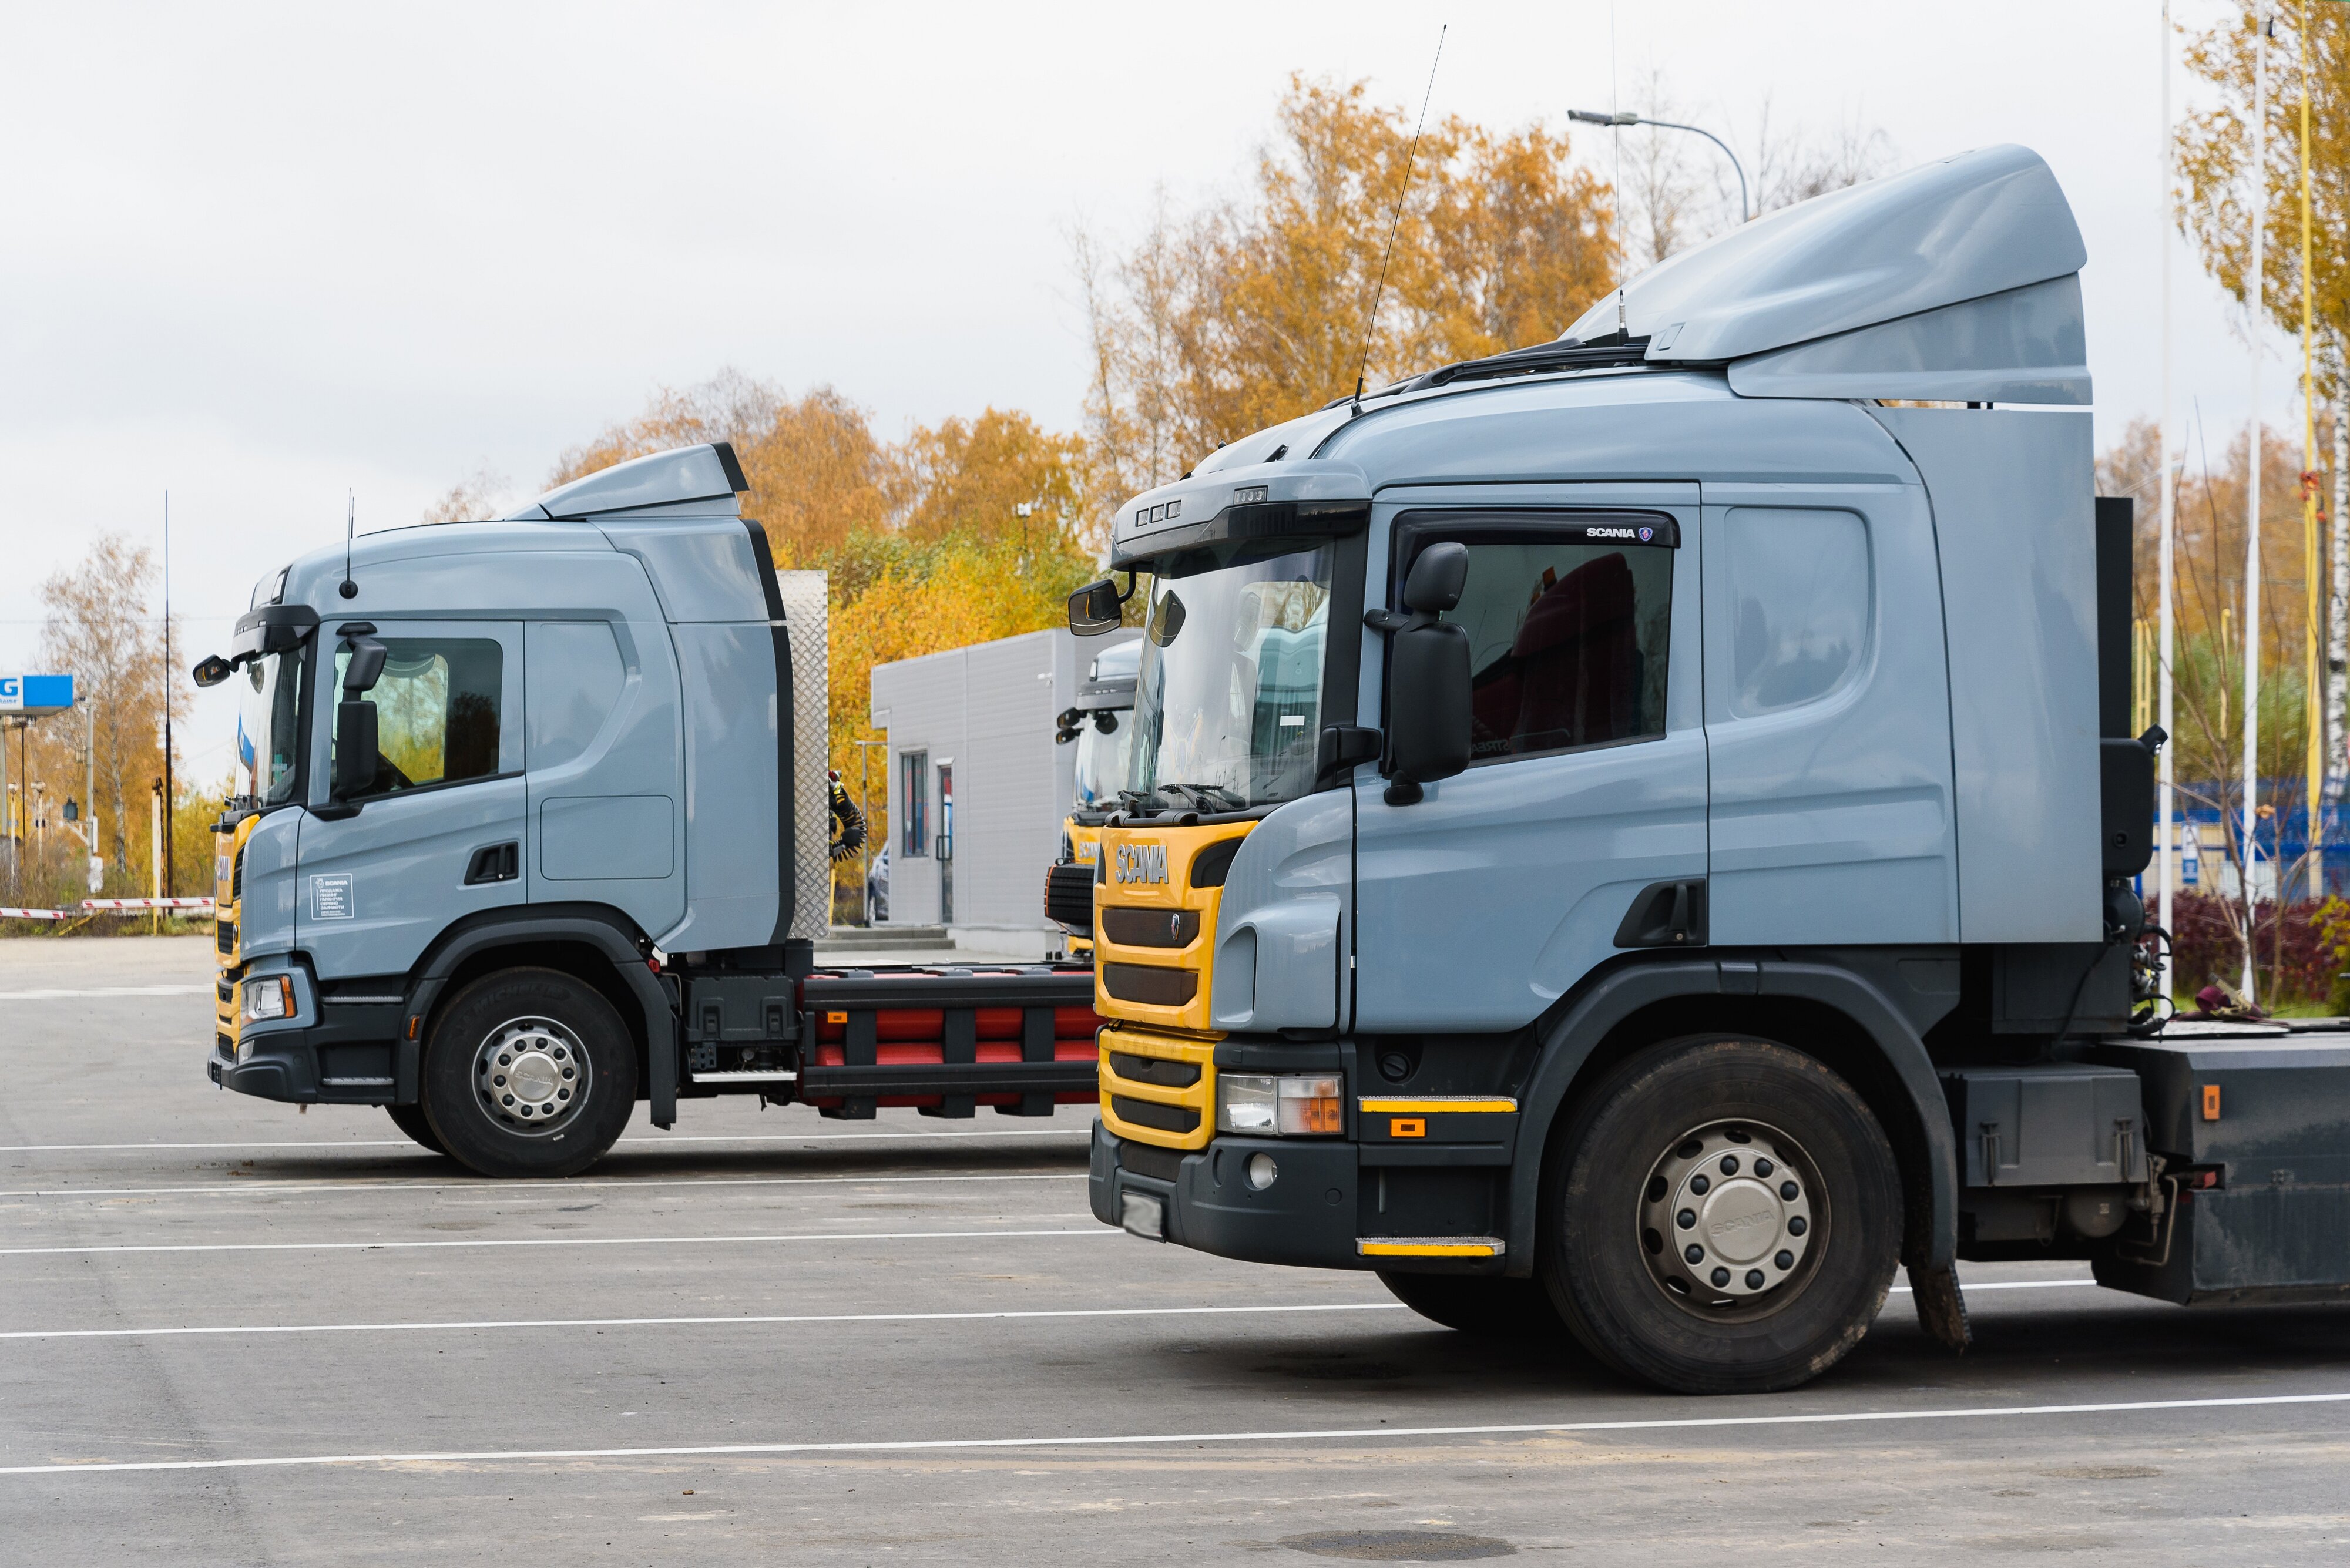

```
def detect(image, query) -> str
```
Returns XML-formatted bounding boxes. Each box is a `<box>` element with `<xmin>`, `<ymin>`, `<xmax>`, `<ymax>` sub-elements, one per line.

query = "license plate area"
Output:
<box><xmin>1119</xmin><ymin>1190</ymin><xmax>1166</xmax><ymax>1241</ymax></box>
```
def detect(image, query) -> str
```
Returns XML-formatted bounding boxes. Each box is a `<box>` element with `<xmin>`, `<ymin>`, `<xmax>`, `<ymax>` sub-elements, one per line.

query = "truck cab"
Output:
<box><xmin>200</xmin><ymin>447</ymin><xmax>1105</xmax><ymax>1176</ymax></box>
<box><xmin>1078</xmin><ymin>146</ymin><xmax>2350</xmax><ymax>1394</ymax></box>
<box><xmin>1047</xmin><ymin>629</ymin><xmax>1141</xmax><ymax>957</ymax></box>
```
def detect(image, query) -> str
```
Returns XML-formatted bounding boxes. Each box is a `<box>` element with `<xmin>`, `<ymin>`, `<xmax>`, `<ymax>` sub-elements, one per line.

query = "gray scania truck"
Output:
<box><xmin>199</xmin><ymin>445</ymin><xmax>1102</xmax><ymax>1177</ymax></box>
<box><xmin>1072</xmin><ymin>145</ymin><xmax>2350</xmax><ymax>1394</ymax></box>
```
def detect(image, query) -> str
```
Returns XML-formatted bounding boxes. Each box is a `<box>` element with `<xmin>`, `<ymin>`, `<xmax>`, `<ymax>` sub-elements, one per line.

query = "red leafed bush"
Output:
<box><xmin>2165</xmin><ymin>891</ymin><xmax>2341</xmax><ymax>1007</ymax></box>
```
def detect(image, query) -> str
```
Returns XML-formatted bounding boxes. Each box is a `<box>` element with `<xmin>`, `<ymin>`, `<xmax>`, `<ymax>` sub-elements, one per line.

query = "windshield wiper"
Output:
<box><xmin>1157</xmin><ymin>783</ymin><xmax>1248</xmax><ymax>811</ymax></box>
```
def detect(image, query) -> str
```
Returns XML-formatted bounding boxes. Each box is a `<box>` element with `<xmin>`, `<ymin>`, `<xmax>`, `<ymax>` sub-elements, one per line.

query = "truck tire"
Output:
<box><xmin>1377</xmin><ymin>1272</ymin><xmax>1569</xmax><ymax>1341</ymax></box>
<box><xmin>385</xmin><ymin>1103</ymin><xmax>448</xmax><ymax>1156</ymax></box>
<box><xmin>419</xmin><ymin>967</ymin><xmax>637</xmax><ymax>1179</ymax></box>
<box><xmin>1538</xmin><ymin>1035</ymin><xmax>1901</xmax><ymax>1395</ymax></box>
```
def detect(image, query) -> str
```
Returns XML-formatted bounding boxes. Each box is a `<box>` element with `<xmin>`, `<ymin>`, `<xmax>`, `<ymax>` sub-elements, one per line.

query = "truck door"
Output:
<box><xmin>1698</xmin><ymin>481</ymin><xmax>1957</xmax><ymax>944</ymax></box>
<box><xmin>523</xmin><ymin>618</ymin><xmax>684</xmax><ymax>941</ymax></box>
<box><xmin>296</xmin><ymin>621</ymin><xmax>526</xmax><ymax>980</ymax></box>
<box><xmin>1353</xmin><ymin>488</ymin><xmax>1708</xmax><ymax>1032</ymax></box>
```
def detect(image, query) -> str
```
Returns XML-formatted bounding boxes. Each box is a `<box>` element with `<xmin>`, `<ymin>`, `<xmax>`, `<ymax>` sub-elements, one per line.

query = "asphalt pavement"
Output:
<box><xmin>2</xmin><ymin>935</ymin><xmax>2346</xmax><ymax>1563</ymax></box>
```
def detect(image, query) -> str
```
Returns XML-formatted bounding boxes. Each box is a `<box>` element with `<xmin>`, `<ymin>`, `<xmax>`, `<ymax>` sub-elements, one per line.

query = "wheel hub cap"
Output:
<box><xmin>473</xmin><ymin>1017</ymin><xmax>589</xmax><ymax>1137</ymax></box>
<box><xmin>1639</xmin><ymin>1122</ymin><xmax>1819</xmax><ymax>1312</ymax></box>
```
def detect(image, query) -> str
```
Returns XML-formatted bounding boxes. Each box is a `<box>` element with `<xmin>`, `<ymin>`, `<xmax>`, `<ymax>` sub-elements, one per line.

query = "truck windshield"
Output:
<box><xmin>1071</xmin><ymin>713</ymin><xmax>1133</xmax><ymax>812</ymax></box>
<box><xmin>1128</xmin><ymin>538</ymin><xmax>1331</xmax><ymax>812</ymax></box>
<box><xmin>236</xmin><ymin>647</ymin><xmax>307</xmax><ymax>807</ymax></box>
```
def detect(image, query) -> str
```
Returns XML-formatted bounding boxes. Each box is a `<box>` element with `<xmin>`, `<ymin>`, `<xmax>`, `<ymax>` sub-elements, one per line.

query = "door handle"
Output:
<box><xmin>464</xmin><ymin>842</ymin><xmax>520</xmax><ymax>885</ymax></box>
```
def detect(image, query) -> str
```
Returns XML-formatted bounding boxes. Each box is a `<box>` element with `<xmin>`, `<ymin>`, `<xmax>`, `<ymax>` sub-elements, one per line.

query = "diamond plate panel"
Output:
<box><xmin>775</xmin><ymin>570</ymin><xmax>831</xmax><ymax>941</ymax></box>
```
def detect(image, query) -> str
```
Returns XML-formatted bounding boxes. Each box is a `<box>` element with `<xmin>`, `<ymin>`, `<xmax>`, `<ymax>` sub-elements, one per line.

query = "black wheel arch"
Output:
<box><xmin>1504</xmin><ymin>953</ymin><xmax>1958</xmax><ymax>1278</ymax></box>
<box><xmin>395</xmin><ymin>904</ymin><xmax>680</xmax><ymax>1126</ymax></box>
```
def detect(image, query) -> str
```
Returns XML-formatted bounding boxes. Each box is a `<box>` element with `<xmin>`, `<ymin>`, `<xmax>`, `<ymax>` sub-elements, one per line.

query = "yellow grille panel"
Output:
<box><xmin>1092</xmin><ymin>821</ymin><xmax>1251</xmax><ymax>1036</ymax></box>
<box><xmin>1099</xmin><ymin>1026</ymin><xmax>1217</xmax><ymax>1151</ymax></box>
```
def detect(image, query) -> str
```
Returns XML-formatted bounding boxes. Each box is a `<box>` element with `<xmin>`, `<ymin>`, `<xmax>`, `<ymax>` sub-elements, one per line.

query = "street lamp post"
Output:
<box><xmin>1568</xmin><ymin>108</ymin><xmax>1751</xmax><ymax>225</ymax></box>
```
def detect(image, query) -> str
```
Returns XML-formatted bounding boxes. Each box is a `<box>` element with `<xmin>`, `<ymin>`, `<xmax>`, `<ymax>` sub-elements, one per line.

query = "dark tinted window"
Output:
<box><xmin>1426</xmin><ymin>536</ymin><xmax>1673</xmax><ymax>758</ymax></box>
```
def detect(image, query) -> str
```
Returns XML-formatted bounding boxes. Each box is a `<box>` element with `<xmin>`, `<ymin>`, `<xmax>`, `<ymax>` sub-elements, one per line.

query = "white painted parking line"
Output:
<box><xmin>8</xmin><ymin>1390</ymin><xmax>2346</xmax><ymax>1477</ymax></box>
<box><xmin>0</xmin><ymin>1171</ymin><xmax>1087</xmax><ymax>1200</ymax></box>
<box><xmin>0</xmin><ymin>1129</ymin><xmax>1092</xmax><ymax>1153</ymax></box>
<box><xmin>0</xmin><ymin>1300</ymin><xmax>1410</xmax><ymax>1342</ymax></box>
<box><xmin>0</xmin><ymin>985</ymin><xmax>214</xmax><ymax>1000</ymax></box>
<box><xmin>0</xmin><ymin>1223</ymin><xmax>1112</xmax><ymax>1258</ymax></box>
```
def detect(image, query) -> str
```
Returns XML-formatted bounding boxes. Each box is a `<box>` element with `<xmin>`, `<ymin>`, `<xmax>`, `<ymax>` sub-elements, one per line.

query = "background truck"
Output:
<box><xmin>1047</xmin><ymin>629</ymin><xmax>1140</xmax><ymax>957</ymax></box>
<box><xmin>1073</xmin><ymin>143</ymin><xmax>2350</xmax><ymax>1395</ymax></box>
<box><xmin>199</xmin><ymin>444</ymin><xmax>1100</xmax><ymax>1177</ymax></box>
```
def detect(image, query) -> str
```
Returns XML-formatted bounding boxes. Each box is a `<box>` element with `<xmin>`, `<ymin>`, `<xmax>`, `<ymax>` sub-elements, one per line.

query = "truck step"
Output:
<box><xmin>821</xmin><ymin>926</ymin><xmax>953</xmax><ymax>951</ymax></box>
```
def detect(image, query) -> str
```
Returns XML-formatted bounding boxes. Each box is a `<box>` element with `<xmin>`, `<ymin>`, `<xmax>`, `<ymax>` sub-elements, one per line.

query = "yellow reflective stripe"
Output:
<box><xmin>1355</xmin><ymin>1097</ymin><xmax>1517</xmax><ymax>1114</ymax></box>
<box><xmin>1357</xmin><ymin>1238</ymin><xmax>1506</xmax><ymax>1258</ymax></box>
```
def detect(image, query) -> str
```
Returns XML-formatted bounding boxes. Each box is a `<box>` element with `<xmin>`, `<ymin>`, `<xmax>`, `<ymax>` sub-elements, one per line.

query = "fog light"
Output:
<box><xmin>241</xmin><ymin>975</ymin><xmax>293</xmax><ymax>1023</ymax></box>
<box><xmin>1246</xmin><ymin>1152</ymin><xmax>1279</xmax><ymax>1190</ymax></box>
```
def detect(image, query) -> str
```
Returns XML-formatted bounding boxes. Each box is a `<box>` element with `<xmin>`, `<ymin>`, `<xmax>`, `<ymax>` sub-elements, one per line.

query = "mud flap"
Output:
<box><xmin>1905</xmin><ymin>1262</ymin><xmax>1970</xmax><ymax>1351</ymax></box>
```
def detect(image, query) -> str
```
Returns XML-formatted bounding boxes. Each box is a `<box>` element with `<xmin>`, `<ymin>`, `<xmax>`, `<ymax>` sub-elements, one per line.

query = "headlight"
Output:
<box><xmin>1217</xmin><ymin>1073</ymin><xmax>1342</xmax><ymax>1136</ymax></box>
<box><xmin>241</xmin><ymin>975</ymin><xmax>293</xmax><ymax>1022</ymax></box>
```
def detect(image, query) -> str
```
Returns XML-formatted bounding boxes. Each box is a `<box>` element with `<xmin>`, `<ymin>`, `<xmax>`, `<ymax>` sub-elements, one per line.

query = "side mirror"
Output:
<box><xmin>342</xmin><ymin>640</ymin><xmax>387</xmax><ymax>696</ymax></box>
<box><xmin>1384</xmin><ymin>622</ymin><xmax>1471</xmax><ymax>806</ymax></box>
<box><xmin>1067</xmin><ymin>580</ymin><xmax>1123</xmax><ymax>636</ymax></box>
<box><xmin>1402</xmin><ymin>542</ymin><xmax>1469</xmax><ymax>614</ymax></box>
<box><xmin>192</xmin><ymin>654</ymin><xmax>236</xmax><ymax>689</ymax></box>
<box><xmin>333</xmin><ymin>700</ymin><xmax>380</xmax><ymax>800</ymax></box>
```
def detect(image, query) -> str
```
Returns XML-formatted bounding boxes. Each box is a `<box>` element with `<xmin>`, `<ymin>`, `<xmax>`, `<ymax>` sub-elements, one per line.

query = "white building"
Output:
<box><xmin>869</xmin><ymin>627</ymin><xmax>1127</xmax><ymax>956</ymax></box>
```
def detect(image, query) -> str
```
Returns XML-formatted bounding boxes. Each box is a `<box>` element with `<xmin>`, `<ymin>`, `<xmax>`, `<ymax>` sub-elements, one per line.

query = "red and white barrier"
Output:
<box><xmin>1</xmin><ymin>897</ymin><xmax>217</xmax><ymax>921</ymax></box>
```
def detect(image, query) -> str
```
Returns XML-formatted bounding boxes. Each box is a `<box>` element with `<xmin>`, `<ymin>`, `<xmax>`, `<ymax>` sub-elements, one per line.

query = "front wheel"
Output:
<box><xmin>1539</xmin><ymin>1035</ymin><xmax>1902</xmax><ymax>1395</ymax></box>
<box><xmin>385</xmin><ymin>1103</ymin><xmax>447</xmax><ymax>1156</ymax></box>
<box><xmin>419</xmin><ymin>968</ymin><xmax>637</xmax><ymax>1178</ymax></box>
<box><xmin>1377</xmin><ymin>1271</ymin><xmax>1570</xmax><ymax>1341</ymax></box>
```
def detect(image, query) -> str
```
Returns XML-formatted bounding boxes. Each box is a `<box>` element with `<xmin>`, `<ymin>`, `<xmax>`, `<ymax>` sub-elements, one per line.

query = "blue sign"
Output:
<box><xmin>0</xmin><ymin>674</ymin><xmax>75</xmax><ymax>715</ymax></box>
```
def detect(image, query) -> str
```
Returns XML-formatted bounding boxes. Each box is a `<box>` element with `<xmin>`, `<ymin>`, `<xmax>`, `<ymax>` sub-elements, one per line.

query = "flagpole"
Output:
<box><xmin>2158</xmin><ymin>0</ymin><xmax>2179</xmax><ymax>1000</ymax></box>
<box><xmin>2241</xmin><ymin>6</ymin><xmax>2267</xmax><ymax>1001</ymax></box>
<box><xmin>2299</xmin><ymin>0</ymin><xmax>2323</xmax><ymax>899</ymax></box>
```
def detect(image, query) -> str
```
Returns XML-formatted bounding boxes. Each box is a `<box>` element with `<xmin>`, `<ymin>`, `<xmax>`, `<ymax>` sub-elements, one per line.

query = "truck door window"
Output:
<box><xmin>1721</xmin><ymin>508</ymin><xmax>1869</xmax><ymax>716</ymax></box>
<box><xmin>330</xmin><ymin>637</ymin><xmax>504</xmax><ymax>796</ymax></box>
<box><xmin>1424</xmin><ymin>535</ymin><xmax>1673</xmax><ymax>759</ymax></box>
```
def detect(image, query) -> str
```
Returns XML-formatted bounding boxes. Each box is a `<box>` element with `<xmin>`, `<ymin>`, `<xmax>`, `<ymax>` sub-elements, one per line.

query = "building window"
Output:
<box><xmin>900</xmin><ymin>749</ymin><xmax>929</xmax><ymax>857</ymax></box>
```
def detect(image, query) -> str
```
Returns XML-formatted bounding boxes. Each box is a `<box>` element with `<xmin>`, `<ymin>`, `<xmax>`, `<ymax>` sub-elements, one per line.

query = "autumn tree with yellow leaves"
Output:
<box><xmin>1079</xmin><ymin>76</ymin><xmax>1616</xmax><ymax>503</ymax></box>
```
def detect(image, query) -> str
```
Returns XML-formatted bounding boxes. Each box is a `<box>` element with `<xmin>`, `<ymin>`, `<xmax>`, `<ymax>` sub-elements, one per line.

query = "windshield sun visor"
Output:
<box><xmin>1111</xmin><ymin>462</ymin><xmax>1371</xmax><ymax>572</ymax></box>
<box><xmin>224</xmin><ymin>603</ymin><xmax>321</xmax><ymax>664</ymax></box>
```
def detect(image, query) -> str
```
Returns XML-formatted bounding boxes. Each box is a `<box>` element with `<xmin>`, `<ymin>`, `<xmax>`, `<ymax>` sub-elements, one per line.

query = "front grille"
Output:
<box><xmin>1098</xmin><ymin>1026</ymin><xmax>1216</xmax><ymax>1150</ymax></box>
<box><xmin>1119</xmin><ymin>1140</ymin><xmax>1186</xmax><ymax>1182</ymax></box>
<box><xmin>1102</xmin><ymin>962</ymin><xmax>1197</xmax><ymax>1006</ymax></box>
<box><xmin>1109</xmin><ymin>1051</ymin><xmax>1199</xmax><ymax>1089</ymax></box>
<box><xmin>215</xmin><ymin>919</ymin><xmax>236</xmax><ymax>955</ymax></box>
<box><xmin>1045</xmin><ymin>862</ymin><xmax>1095</xmax><ymax>930</ymax></box>
<box><xmin>1111</xmin><ymin>1095</ymin><xmax>1200</xmax><ymax>1135</ymax></box>
<box><xmin>231</xmin><ymin>846</ymin><xmax>244</xmax><ymax>901</ymax></box>
<box><xmin>1102</xmin><ymin>906</ymin><xmax>1200</xmax><ymax>949</ymax></box>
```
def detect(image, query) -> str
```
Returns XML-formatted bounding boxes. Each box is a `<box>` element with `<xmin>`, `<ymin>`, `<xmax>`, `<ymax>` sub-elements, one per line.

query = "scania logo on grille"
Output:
<box><xmin>1114</xmin><ymin>844</ymin><xmax>1169</xmax><ymax>885</ymax></box>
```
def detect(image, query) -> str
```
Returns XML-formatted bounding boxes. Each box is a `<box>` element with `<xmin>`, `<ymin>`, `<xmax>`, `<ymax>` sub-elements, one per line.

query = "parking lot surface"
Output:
<box><xmin>3</xmin><ymin>935</ymin><xmax>2346</xmax><ymax>1563</ymax></box>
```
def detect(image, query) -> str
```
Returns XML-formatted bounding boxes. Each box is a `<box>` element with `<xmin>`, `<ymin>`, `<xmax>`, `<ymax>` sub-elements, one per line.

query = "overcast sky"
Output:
<box><xmin>0</xmin><ymin>0</ymin><xmax>2292</xmax><ymax>779</ymax></box>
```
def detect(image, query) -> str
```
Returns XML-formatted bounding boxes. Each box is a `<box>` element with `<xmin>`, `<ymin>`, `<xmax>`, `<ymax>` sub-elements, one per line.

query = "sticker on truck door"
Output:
<box><xmin>308</xmin><ymin>874</ymin><xmax>355</xmax><ymax>921</ymax></box>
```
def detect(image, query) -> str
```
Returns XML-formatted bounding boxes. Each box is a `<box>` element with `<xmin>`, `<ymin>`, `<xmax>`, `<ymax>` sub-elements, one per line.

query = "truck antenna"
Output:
<box><xmin>338</xmin><ymin>489</ymin><xmax>358</xmax><ymax>599</ymax></box>
<box><xmin>1352</xmin><ymin>25</ymin><xmax>1447</xmax><ymax>406</ymax></box>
